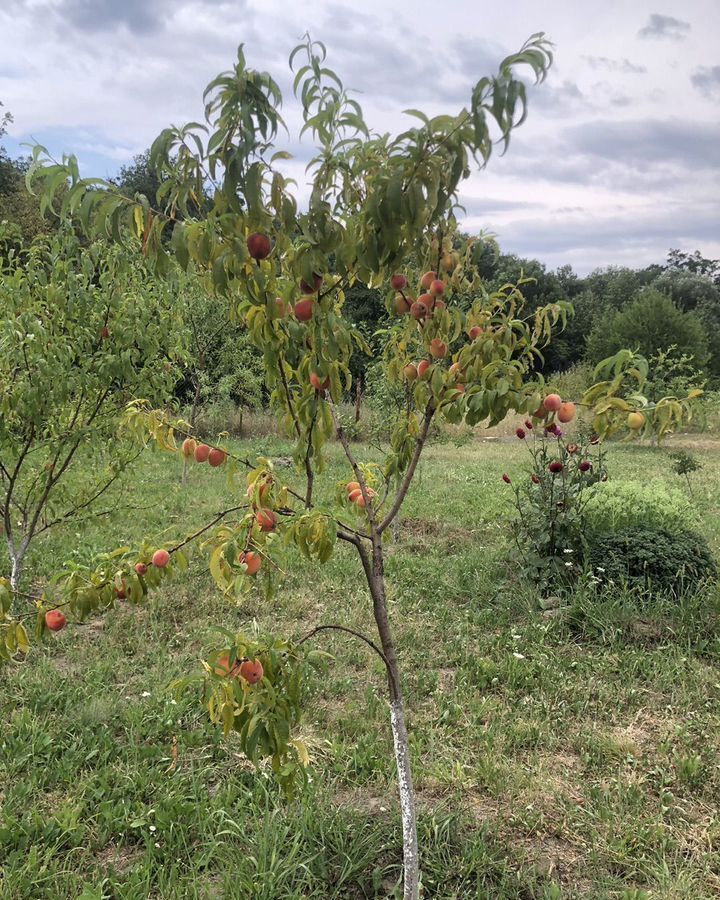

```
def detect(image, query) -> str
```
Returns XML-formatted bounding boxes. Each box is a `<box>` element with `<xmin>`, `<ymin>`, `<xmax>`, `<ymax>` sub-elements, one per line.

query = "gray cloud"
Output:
<box><xmin>638</xmin><ymin>13</ymin><xmax>691</xmax><ymax>40</ymax></box>
<box><xmin>566</xmin><ymin>118</ymin><xmax>719</xmax><ymax>169</ymax></box>
<box><xmin>583</xmin><ymin>55</ymin><xmax>647</xmax><ymax>74</ymax></box>
<box><xmin>691</xmin><ymin>65</ymin><xmax>720</xmax><ymax>101</ymax></box>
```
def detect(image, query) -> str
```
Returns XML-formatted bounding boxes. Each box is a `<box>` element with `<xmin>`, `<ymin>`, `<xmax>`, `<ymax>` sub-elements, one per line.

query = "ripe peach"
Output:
<box><xmin>247</xmin><ymin>479</ymin><xmax>271</xmax><ymax>503</ymax></box>
<box><xmin>429</xmin><ymin>339</ymin><xmax>447</xmax><ymax>359</ymax></box>
<box><xmin>135</xmin><ymin>562</ymin><xmax>148</xmax><ymax>576</ymax></box>
<box><xmin>355</xmin><ymin>489</ymin><xmax>376</xmax><ymax>508</ymax></box>
<box><xmin>310</xmin><ymin>372</ymin><xmax>330</xmax><ymax>391</ymax></box>
<box><xmin>391</xmin><ymin>274</ymin><xmax>407</xmax><ymax>290</ymax></box>
<box><xmin>432</xmin><ymin>299</ymin><xmax>446</xmax><ymax>311</ymax></box>
<box><xmin>417</xmin><ymin>293</ymin><xmax>434</xmax><ymax>310</ymax></box>
<box><xmin>346</xmin><ymin>481</ymin><xmax>361</xmax><ymax>494</ymax></box>
<box><xmin>115</xmin><ymin>579</ymin><xmax>127</xmax><ymax>600</ymax></box>
<box><xmin>543</xmin><ymin>394</ymin><xmax>562</xmax><ymax>412</ymax></box>
<box><xmin>45</xmin><ymin>609</ymin><xmax>67</xmax><ymax>631</ymax></box>
<box><xmin>208</xmin><ymin>448</ymin><xmax>226</xmax><ymax>467</ymax></box>
<box><xmin>420</xmin><ymin>271</ymin><xmax>437</xmax><ymax>290</ymax></box>
<box><xmin>213</xmin><ymin>653</ymin><xmax>239</xmax><ymax>677</ymax></box>
<box><xmin>152</xmin><ymin>548</ymin><xmax>170</xmax><ymax>568</ymax></box>
<box><xmin>100</xmin><ymin>326</ymin><xmax>110</xmax><ymax>340</ymax></box>
<box><xmin>194</xmin><ymin>443</ymin><xmax>211</xmax><ymax>463</ymax></box>
<box><xmin>627</xmin><ymin>411</ymin><xmax>646</xmax><ymax>430</ymax></box>
<box><xmin>468</xmin><ymin>326</ymin><xmax>482</xmax><ymax>340</ymax></box>
<box><xmin>448</xmin><ymin>362</ymin><xmax>464</xmax><ymax>381</ymax></box>
<box><xmin>294</xmin><ymin>298</ymin><xmax>315</xmax><ymax>322</ymax></box>
<box><xmin>557</xmin><ymin>402</ymin><xmax>576</xmax><ymax>423</ymax></box>
<box><xmin>393</xmin><ymin>294</ymin><xmax>411</xmax><ymax>315</ymax></box>
<box><xmin>417</xmin><ymin>360</ymin><xmax>431</xmax><ymax>378</ymax></box>
<box><xmin>348</xmin><ymin>488</ymin><xmax>363</xmax><ymax>503</ymax></box>
<box><xmin>239</xmin><ymin>550</ymin><xmax>261</xmax><ymax>575</ymax></box>
<box><xmin>247</xmin><ymin>232</ymin><xmax>272</xmax><ymax>260</ymax></box>
<box><xmin>429</xmin><ymin>279</ymin><xmax>445</xmax><ymax>296</ymax></box>
<box><xmin>300</xmin><ymin>273</ymin><xmax>323</xmax><ymax>294</ymax></box>
<box><xmin>410</xmin><ymin>302</ymin><xmax>426</xmax><ymax>320</ymax></box>
<box><xmin>454</xmin><ymin>383</ymin><xmax>466</xmax><ymax>394</ymax></box>
<box><xmin>181</xmin><ymin>437</ymin><xmax>196</xmax><ymax>458</ymax></box>
<box><xmin>255</xmin><ymin>508</ymin><xmax>277</xmax><ymax>532</ymax></box>
<box><xmin>404</xmin><ymin>363</ymin><xmax>418</xmax><ymax>381</ymax></box>
<box><xmin>239</xmin><ymin>659</ymin><xmax>264</xmax><ymax>685</ymax></box>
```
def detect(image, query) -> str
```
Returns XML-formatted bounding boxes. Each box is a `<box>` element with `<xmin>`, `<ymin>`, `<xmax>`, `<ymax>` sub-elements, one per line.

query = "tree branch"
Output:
<box><xmin>377</xmin><ymin>402</ymin><xmax>435</xmax><ymax>534</ymax></box>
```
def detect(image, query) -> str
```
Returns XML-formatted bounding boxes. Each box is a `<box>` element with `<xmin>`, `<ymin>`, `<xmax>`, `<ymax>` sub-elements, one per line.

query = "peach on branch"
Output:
<box><xmin>255</xmin><ymin>508</ymin><xmax>277</xmax><ymax>532</ymax></box>
<box><xmin>417</xmin><ymin>360</ymin><xmax>431</xmax><ymax>378</ymax></box>
<box><xmin>45</xmin><ymin>609</ymin><xmax>67</xmax><ymax>631</ymax></box>
<box><xmin>468</xmin><ymin>326</ymin><xmax>483</xmax><ymax>340</ymax></box>
<box><xmin>181</xmin><ymin>437</ymin><xmax>197</xmax><ymax>458</ymax></box>
<box><xmin>429</xmin><ymin>279</ymin><xmax>445</xmax><ymax>296</ymax></box>
<box><xmin>100</xmin><ymin>326</ymin><xmax>110</xmax><ymax>340</ymax></box>
<box><xmin>448</xmin><ymin>362</ymin><xmax>464</xmax><ymax>381</ymax></box>
<box><xmin>417</xmin><ymin>293</ymin><xmax>434</xmax><ymax>310</ymax></box>
<box><xmin>410</xmin><ymin>302</ymin><xmax>426</xmax><ymax>320</ymax></box>
<box><xmin>208</xmin><ymin>448</ymin><xmax>226</xmax><ymax>467</ymax></box>
<box><xmin>247</xmin><ymin>232</ymin><xmax>272</xmax><ymax>260</ymax></box>
<box><xmin>135</xmin><ymin>562</ymin><xmax>148</xmax><ymax>576</ymax></box>
<box><xmin>294</xmin><ymin>298</ymin><xmax>315</xmax><ymax>322</ymax></box>
<box><xmin>213</xmin><ymin>653</ymin><xmax>241</xmax><ymax>677</ymax></box>
<box><xmin>194</xmin><ymin>443</ymin><xmax>211</xmax><ymax>463</ymax></box>
<box><xmin>239</xmin><ymin>659</ymin><xmax>264</xmax><ymax>684</ymax></box>
<box><xmin>310</xmin><ymin>372</ymin><xmax>330</xmax><ymax>391</ymax></box>
<box><xmin>115</xmin><ymin>579</ymin><xmax>127</xmax><ymax>600</ymax></box>
<box><xmin>152</xmin><ymin>548</ymin><xmax>170</xmax><ymax>568</ymax></box>
<box><xmin>429</xmin><ymin>339</ymin><xmax>447</xmax><ymax>359</ymax></box>
<box><xmin>543</xmin><ymin>394</ymin><xmax>562</xmax><ymax>413</ymax></box>
<box><xmin>391</xmin><ymin>273</ymin><xmax>407</xmax><ymax>290</ymax></box>
<box><xmin>346</xmin><ymin>481</ymin><xmax>361</xmax><ymax>494</ymax></box>
<box><xmin>627</xmin><ymin>411</ymin><xmax>646</xmax><ymax>430</ymax></box>
<box><xmin>404</xmin><ymin>363</ymin><xmax>418</xmax><ymax>381</ymax></box>
<box><xmin>300</xmin><ymin>273</ymin><xmax>323</xmax><ymax>293</ymax></box>
<box><xmin>239</xmin><ymin>550</ymin><xmax>261</xmax><ymax>575</ymax></box>
<box><xmin>557</xmin><ymin>402</ymin><xmax>576</xmax><ymax>423</ymax></box>
<box><xmin>420</xmin><ymin>271</ymin><xmax>436</xmax><ymax>290</ymax></box>
<box><xmin>394</xmin><ymin>294</ymin><xmax>411</xmax><ymax>315</ymax></box>
<box><xmin>441</xmin><ymin>252</ymin><xmax>455</xmax><ymax>272</ymax></box>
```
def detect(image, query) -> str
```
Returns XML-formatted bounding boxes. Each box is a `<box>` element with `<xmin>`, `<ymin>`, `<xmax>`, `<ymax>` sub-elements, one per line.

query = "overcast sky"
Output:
<box><xmin>1</xmin><ymin>0</ymin><xmax>718</xmax><ymax>274</ymax></box>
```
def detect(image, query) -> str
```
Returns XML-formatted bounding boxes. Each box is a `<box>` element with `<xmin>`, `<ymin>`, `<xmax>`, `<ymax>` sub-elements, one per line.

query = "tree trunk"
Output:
<box><xmin>365</xmin><ymin>540</ymin><xmax>420</xmax><ymax>899</ymax></box>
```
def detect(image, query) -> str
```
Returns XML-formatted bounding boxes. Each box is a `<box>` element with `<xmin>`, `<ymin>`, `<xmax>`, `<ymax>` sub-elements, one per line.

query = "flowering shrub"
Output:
<box><xmin>504</xmin><ymin>414</ymin><xmax>607</xmax><ymax>590</ymax></box>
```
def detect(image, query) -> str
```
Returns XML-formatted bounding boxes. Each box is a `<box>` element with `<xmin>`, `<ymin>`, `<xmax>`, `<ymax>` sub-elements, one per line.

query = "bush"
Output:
<box><xmin>584</xmin><ymin>481</ymin><xmax>695</xmax><ymax>535</ymax></box>
<box><xmin>588</xmin><ymin>527</ymin><xmax>717</xmax><ymax>595</ymax></box>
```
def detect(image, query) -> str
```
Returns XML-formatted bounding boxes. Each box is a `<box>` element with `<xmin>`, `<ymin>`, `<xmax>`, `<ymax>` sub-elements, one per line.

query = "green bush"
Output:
<box><xmin>588</xmin><ymin>527</ymin><xmax>717</xmax><ymax>595</ymax></box>
<box><xmin>584</xmin><ymin>480</ymin><xmax>694</xmax><ymax>535</ymax></box>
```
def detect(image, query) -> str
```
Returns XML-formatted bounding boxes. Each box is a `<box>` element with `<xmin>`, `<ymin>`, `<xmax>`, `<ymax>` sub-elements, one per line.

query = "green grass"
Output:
<box><xmin>2</xmin><ymin>435</ymin><xmax>720</xmax><ymax>899</ymax></box>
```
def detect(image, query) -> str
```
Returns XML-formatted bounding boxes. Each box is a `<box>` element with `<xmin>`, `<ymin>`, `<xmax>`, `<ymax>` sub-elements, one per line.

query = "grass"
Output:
<box><xmin>2</xmin><ymin>432</ymin><xmax>720</xmax><ymax>899</ymax></box>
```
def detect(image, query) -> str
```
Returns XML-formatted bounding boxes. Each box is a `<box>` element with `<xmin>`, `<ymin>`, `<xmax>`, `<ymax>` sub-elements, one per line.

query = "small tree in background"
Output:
<box><xmin>0</xmin><ymin>225</ymin><xmax>184</xmax><ymax>588</ymax></box>
<box><xmin>11</xmin><ymin>36</ymin><xmax>697</xmax><ymax>897</ymax></box>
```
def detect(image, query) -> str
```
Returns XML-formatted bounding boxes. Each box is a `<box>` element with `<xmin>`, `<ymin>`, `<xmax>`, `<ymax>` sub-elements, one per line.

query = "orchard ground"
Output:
<box><xmin>2</xmin><ymin>430</ymin><xmax>720</xmax><ymax>899</ymax></box>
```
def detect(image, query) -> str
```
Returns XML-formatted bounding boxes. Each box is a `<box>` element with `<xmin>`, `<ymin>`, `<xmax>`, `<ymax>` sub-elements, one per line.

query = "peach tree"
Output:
<box><xmin>0</xmin><ymin>223</ymin><xmax>184</xmax><ymax>593</ymax></box>
<box><xmin>8</xmin><ymin>35</ymin><xmax>695</xmax><ymax>898</ymax></box>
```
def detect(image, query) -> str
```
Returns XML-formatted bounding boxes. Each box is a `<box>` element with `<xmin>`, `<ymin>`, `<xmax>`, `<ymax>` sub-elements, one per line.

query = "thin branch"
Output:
<box><xmin>297</xmin><ymin>623</ymin><xmax>399</xmax><ymax>697</ymax></box>
<box><xmin>328</xmin><ymin>397</ymin><xmax>378</xmax><ymax>530</ymax></box>
<box><xmin>377</xmin><ymin>402</ymin><xmax>435</xmax><ymax>534</ymax></box>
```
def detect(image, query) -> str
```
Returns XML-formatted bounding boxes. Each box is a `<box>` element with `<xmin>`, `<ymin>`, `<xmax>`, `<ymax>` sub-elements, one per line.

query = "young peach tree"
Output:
<box><xmin>9</xmin><ymin>35</ymin><xmax>695</xmax><ymax>897</ymax></box>
<box><xmin>0</xmin><ymin>223</ymin><xmax>184</xmax><ymax>591</ymax></box>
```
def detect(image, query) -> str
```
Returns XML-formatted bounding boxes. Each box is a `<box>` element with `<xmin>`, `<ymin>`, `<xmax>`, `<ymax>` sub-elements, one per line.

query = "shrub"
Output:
<box><xmin>588</xmin><ymin>527</ymin><xmax>717</xmax><ymax>595</ymax></box>
<box><xmin>584</xmin><ymin>481</ymin><xmax>694</xmax><ymax>535</ymax></box>
<box><xmin>506</xmin><ymin>425</ymin><xmax>607</xmax><ymax>589</ymax></box>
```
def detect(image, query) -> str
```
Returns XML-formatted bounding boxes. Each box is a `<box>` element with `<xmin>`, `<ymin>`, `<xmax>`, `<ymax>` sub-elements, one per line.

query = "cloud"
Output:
<box><xmin>583</xmin><ymin>56</ymin><xmax>647</xmax><ymax>74</ymax></box>
<box><xmin>691</xmin><ymin>65</ymin><xmax>720</xmax><ymax>101</ymax></box>
<box><xmin>638</xmin><ymin>13</ymin><xmax>691</xmax><ymax>40</ymax></box>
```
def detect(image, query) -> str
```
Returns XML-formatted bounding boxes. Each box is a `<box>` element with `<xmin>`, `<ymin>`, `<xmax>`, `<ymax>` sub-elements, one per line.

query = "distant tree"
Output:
<box><xmin>586</xmin><ymin>288</ymin><xmax>710</xmax><ymax>371</ymax></box>
<box><xmin>665</xmin><ymin>249</ymin><xmax>720</xmax><ymax>285</ymax></box>
<box><xmin>0</xmin><ymin>105</ymin><xmax>51</xmax><ymax>241</ymax></box>
<box><xmin>112</xmin><ymin>150</ymin><xmax>164</xmax><ymax>205</ymax></box>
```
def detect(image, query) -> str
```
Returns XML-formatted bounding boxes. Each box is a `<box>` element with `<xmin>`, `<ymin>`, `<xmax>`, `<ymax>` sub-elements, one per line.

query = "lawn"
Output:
<box><xmin>2</xmin><ymin>434</ymin><xmax>720</xmax><ymax>899</ymax></box>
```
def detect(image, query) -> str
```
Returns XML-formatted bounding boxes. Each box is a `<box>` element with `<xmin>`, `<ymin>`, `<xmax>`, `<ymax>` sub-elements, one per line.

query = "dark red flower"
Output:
<box><xmin>516</xmin><ymin>428</ymin><xmax>526</xmax><ymax>439</ymax></box>
<box><xmin>531</xmin><ymin>473</ymin><xmax>540</xmax><ymax>484</ymax></box>
<box><xmin>549</xmin><ymin>461</ymin><xmax>563</xmax><ymax>474</ymax></box>
<box><xmin>524</xmin><ymin>419</ymin><xmax>533</xmax><ymax>430</ymax></box>
<box><xmin>502</xmin><ymin>473</ymin><xmax>512</xmax><ymax>484</ymax></box>
<box><xmin>579</xmin><ymin>460</ymin><xmax>591</xmax><ymax>472</ymax></box>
